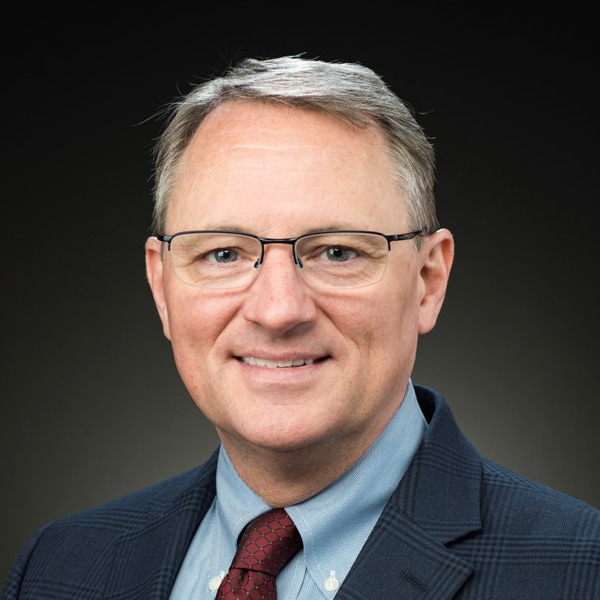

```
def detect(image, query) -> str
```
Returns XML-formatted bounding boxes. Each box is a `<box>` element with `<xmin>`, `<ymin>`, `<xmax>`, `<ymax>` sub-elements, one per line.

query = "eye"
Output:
<box><xmin>208</xmin><ymin>248</ymin><xmax>239</xmax><ymax>263</ymax></box>
<box><xmin>321</xmin><ymin>246</ymin><xmax>357</xmax><ymax>262</ymax></box>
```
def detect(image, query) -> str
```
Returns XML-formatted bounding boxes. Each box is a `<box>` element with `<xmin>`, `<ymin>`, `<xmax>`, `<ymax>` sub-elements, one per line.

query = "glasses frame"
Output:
<box><xmin>157</xmin><ymin>229</ymin><xmax>423</xmax><ymax>265</ymax></box>
<box><xmin>155</xmin><ymin>229</ymin><xmax>424</xmax><ymax>289</ymax></box>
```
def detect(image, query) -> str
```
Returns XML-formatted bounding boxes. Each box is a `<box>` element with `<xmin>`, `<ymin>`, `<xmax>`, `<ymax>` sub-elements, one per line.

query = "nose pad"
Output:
<box><xmin>254</xmin><ymin>242</ymin><xmax>303</xmax><ymax>271</ymax></box>
<box><xmin>249</xmin><ymin>245</ymin><xmax>309</xmax><ymax>295</ymax></box>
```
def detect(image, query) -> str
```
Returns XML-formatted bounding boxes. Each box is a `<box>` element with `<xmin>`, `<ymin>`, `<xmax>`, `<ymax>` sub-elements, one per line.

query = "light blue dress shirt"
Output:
<box><xmin>169</xmin><ymin>380</ymin><xmax>426</xmax><ymax>599</ymax></box>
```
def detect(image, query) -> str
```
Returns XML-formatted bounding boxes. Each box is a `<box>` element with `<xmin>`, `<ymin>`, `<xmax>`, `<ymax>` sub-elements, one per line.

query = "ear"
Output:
<box><xmin>417</xmin><ymin>228</ymin><xmax>454</xmax><ymax>334</ymax></box>
<box><xmin>145</xmin><ymin>237</ymin><xmax>172</xmax><ymax>340</ymax></box>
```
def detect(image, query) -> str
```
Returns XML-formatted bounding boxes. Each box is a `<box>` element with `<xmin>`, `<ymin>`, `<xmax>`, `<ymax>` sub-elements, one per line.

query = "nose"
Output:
<box><xmin>242</xmin><ymin>245</ymin><xmax>317</xmax><ymax>333</ymax></box>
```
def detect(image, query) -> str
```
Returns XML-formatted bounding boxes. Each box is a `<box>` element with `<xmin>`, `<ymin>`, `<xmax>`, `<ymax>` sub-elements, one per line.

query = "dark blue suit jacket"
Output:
<box><xmin>3</xmin><ymin>386</ymin><xmax>600</xmax><ymax>599</ymax></box>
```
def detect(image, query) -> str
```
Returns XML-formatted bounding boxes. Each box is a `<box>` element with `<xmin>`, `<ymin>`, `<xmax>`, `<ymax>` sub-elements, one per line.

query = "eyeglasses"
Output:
<box><xmin>156</xmin><ymin>229</ymin><xmax>424</xmax><ymax>290</ymax></box>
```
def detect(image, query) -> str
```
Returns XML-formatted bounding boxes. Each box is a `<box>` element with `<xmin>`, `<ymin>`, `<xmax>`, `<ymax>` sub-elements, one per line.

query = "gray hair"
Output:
<box><xmin>151</xmin><ymin>56</ymin><xmax>438</xmax><ymax>237</ymax></box>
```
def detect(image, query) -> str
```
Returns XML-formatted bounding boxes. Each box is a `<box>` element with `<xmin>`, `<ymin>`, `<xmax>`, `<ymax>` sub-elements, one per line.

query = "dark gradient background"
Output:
<box><xmin>2</xmin><ymin>10</ymin><xmax>598</xmax><ymax>583</ymax></box>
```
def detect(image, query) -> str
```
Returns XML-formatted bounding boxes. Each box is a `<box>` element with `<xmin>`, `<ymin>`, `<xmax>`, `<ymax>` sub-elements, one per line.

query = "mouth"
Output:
<box><xmin>237</xmin><ymin>356</ymin><xmax>325</xmax><ymax>368</ymax></box>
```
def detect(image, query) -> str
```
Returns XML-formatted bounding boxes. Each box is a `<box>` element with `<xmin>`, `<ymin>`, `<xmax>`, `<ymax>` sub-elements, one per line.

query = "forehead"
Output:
<box><xmin>167</xmin><ymin>101</ymin><xmax>407</xmax><ymax>233</ymax></box>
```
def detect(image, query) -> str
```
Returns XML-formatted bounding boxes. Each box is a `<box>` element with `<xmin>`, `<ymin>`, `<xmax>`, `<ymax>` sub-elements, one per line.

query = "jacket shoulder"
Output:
<box><xmin>1</xmin><ymin>452</ymin><xmax>219</xmax><ymax>599</ymax></box>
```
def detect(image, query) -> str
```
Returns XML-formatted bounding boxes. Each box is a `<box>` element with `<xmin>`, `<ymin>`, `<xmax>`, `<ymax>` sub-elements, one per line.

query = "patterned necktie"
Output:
<box><xmin>216</xmin><ymin>507</ymin><xmax>303</xmax><ymax>599</ymax></box>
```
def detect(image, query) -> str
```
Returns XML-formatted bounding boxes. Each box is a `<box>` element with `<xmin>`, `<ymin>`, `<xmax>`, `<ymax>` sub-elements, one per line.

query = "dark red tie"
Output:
<box><xmin>216</xmin><ymin>507</ymin><xmax>303</xmax><ymax>599</ymax></box>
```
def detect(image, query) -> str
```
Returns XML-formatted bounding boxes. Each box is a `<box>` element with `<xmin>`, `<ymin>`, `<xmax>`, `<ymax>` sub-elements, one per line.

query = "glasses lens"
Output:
<box><xmin>296</xmin><ymin>232</ymin><xmax>388</xmax><ymax>289</ymax></box>
<box><xmin>169</xmin><ymin>232</ymin><xmax>261</xmax><ymax>288</ymax></box>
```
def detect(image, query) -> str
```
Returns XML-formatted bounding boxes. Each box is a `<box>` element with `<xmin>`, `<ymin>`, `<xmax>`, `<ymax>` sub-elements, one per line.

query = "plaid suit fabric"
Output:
<box><xmin>337</xmin><ymin>388</ymin><xmax>600</xmax><ymax>599</ymax></box>
<box><xmin>3</xmin><ymin>386</ymin><xmax>600</xmax><ymax>599</ymax></box>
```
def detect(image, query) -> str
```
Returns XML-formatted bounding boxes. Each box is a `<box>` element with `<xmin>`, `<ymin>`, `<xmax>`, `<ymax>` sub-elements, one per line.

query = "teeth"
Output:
<box><xmin>242</xmin><ymin>357</ymin><xmax>315</xmax><ymax>368</ymax></box>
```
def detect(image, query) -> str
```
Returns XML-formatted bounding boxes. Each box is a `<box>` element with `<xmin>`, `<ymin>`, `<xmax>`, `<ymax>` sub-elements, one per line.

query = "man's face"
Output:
<box><xmin>146</xmin><ymin>101</ymin><xmax>452</xmax><ymax>459</ymax></box>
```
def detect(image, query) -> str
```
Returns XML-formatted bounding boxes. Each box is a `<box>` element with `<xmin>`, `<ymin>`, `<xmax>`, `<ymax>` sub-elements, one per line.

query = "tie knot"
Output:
<box><xmin>232</xmin><ymin>507</ymin><xmax>303</xmax><ymax>576</ymax></box>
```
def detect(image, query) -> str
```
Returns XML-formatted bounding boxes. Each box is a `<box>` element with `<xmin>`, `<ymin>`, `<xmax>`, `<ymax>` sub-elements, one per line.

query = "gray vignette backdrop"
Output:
<box><xmin>2</xmin><ymin>9</ymin><xmax>598</xmax><ymax>583</ymax></box>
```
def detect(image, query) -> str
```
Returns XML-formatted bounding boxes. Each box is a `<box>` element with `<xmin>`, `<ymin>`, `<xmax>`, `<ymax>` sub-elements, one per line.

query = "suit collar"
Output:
<box><xmin>395</xmin><ymin>385</ymin><xmax>483</xmax><ymax>543</ymax></box>
<box><xmin>339</xmin><ymin>386</ymin><xmax>479</xmax><ymax>598</ymax></box>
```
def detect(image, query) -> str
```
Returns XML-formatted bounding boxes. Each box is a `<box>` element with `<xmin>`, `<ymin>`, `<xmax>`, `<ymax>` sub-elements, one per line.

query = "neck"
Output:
<box><xmin>218</xmin><ymin>434</ymin><xmax>375</xmax><ymax>507</ymax></box>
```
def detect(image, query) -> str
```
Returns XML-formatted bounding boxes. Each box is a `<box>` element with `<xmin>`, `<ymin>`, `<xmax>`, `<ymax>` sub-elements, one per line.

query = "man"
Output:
<box><xmin>3</xmin><ymin>56</ymin><xmax>599</xmax><ymax>599</ymax></box>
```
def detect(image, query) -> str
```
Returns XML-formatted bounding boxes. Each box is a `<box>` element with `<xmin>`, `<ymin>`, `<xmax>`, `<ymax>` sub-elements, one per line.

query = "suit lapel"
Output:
<box><xmin>102</xmin><ymin>451</ymin><xmax>218</xmax><ymax>599</ymax></box>
<box><xmin>337</xmin><ymin>386</ymin><xmax>480</xmax><ymax>598</ymax></box>
<box><xmin>336</xmin><ymin>504</ymin><xmax>473</xmax><ymax>599</ymax></box>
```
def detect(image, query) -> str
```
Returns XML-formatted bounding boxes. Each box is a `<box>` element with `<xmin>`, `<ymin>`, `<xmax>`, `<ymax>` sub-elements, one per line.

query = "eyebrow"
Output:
<box><xmin>191</xmin><ymin>223</ymin><xmax>367</xmax><ymax>235</ymax></box>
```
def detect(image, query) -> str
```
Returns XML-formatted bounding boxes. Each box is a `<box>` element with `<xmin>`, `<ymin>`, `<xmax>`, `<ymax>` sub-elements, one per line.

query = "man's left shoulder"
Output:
<box><xmin>481</xmin><ymin>456</ymin><xmax>600</xmax><ymax>539</ymax></box>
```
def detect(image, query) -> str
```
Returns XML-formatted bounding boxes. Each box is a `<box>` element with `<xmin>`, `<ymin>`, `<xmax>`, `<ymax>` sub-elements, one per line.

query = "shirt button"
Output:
<box><xmin>209</xmin><ymin>571</ymin><xmax>225</xmax><ymax>590</ymax></box>
<box><xmin>324</xmin><ymin>570</ymin><xmax>340</xmax><ymax>591</ymax></box>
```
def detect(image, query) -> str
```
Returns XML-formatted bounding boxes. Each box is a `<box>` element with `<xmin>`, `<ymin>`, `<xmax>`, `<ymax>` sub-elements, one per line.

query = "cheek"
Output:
<box><xmin>322</xmin><ymin>289</ymin><xmax>410</xmax><ymax>353</ymax></box>
<box><xmin>163</xmin><ymin>285</ymin><xmax>241</xmax><ymax>351</ymax></box>
<box><xmin>364</xmin><ymin>279</ymin><xmax>421</xmax><ymax>350</ymax></box>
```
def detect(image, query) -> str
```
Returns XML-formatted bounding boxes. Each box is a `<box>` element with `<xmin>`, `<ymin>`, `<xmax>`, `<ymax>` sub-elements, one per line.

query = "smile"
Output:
<box><xmin>240</xmin><ymin>357</ymin><xmax>316</xmax><ymax>368</ymax></box>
